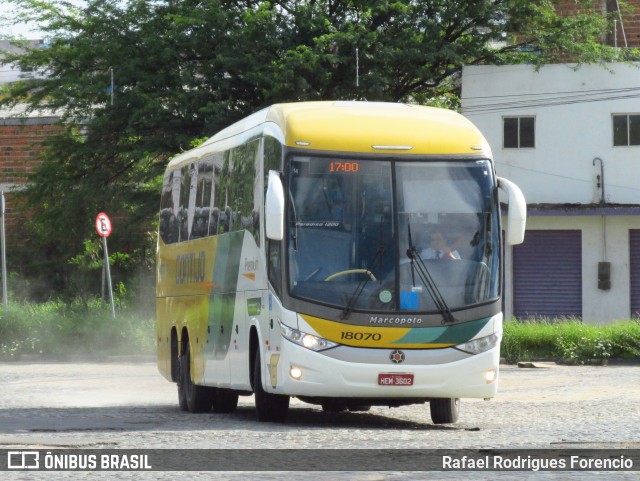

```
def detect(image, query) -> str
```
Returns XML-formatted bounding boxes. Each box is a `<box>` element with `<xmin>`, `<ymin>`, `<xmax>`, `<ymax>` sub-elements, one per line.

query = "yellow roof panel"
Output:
<box><xmin>168</xmin><ymin>101</ymin><xmax>491</xmax><ymax>169</ymax></box>
<box><xmin>266</xmin><ymin>101</ymin><xmax>490</xmax><ymax>156</ymax></box>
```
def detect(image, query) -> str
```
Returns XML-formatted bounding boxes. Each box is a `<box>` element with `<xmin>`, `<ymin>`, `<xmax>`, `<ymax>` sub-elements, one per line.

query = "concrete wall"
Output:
<box><xmin>462</xmin><ymin>62</ymin><xmax>640</xmax><ymax>206</ymax></box>
<box><xmin>504</xmin><ymin>215</ymin><xmax>640</xmax><ymax>323</ymax></box>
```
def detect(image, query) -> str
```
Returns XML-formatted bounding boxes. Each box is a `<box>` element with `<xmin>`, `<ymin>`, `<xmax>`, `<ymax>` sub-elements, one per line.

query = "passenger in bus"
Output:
<box><xmin>159</xmin><ymin>208</ymin><xmax>179</xmax><ymax>244</ymax></box>
<box><xmin>420</xmin><ymin>230</ymin><xmax>461</xmax><ymax>260</ymax></box>
<box><xmin>191</xmin><ymin>207</ymin><xmax>209</xmax><ymax>239</ymax></box>
<box><xmin>209</xmin><ymin>207</ymin><xmax>219</xmax><ymax>235</ymax></box>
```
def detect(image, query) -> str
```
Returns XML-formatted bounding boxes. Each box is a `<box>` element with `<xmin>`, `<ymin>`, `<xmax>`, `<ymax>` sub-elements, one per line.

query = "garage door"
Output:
<box><xmin>630</xmin><ymin>230</ymin><xmax>640</xmax><ymax>319</ymax></box>
<box><xmin>513</xmin><ymin>230</ymin><xmax>582</xmax><ymax>319</ymax></box>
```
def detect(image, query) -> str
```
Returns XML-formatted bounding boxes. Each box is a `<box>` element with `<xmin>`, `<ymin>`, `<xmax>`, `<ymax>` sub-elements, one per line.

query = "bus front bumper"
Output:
<box><xmin>266</xmin><ymin>341</ymin><xmax>501</xmax><ymax>400</ymax></box>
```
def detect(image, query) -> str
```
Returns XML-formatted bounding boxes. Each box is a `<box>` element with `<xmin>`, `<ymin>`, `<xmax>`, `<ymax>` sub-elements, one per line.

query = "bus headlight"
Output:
<box><xmin>455</xmin><ymin>332</ymin><xmax>502</xmax><ymax>355</ymax></box>
<box><xmin>280</xmin><ymin>322</ymin><xmax>338</xmax><ymax>352</ymax></box>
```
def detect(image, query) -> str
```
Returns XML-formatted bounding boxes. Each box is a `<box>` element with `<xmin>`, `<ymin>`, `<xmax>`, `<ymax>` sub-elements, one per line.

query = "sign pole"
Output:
<box><xmin>102</xmin><ymin>235</ymin><xmax>116</xmax><ymax>319</ymax></box>
<box><xmin>0</xmin><ymin>192</ymin><xmax>7</xmax><ymax>311</ymax></box>
<box><xmin>95</xmin><ymin>212</ymin><xmax>115</xmax><ymax>319</ymax></box>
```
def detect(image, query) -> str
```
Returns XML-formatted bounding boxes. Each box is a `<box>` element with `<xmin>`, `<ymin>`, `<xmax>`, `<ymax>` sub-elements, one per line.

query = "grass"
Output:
<box><xmin>1</xmin><ymin>300</ymin><xmax>639</xmax><ymax>364</ymax></box>
<box><xmin>0</xmin><ymin>299</ymin><xmax>155</xmax><ymax>360</ymax></box>
<box><xmin>502</xmin><ymin>318</ymin><xmax>640</xmax><ymax>364</ymax></box>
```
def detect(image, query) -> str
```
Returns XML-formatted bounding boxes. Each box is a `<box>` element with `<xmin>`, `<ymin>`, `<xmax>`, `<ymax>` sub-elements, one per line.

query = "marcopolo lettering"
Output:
<box><xmin>176</xmin><ymin>252</ymin><xmax>206</xmax><ymax>285</ymax></box>
<box><xmin>369</xmin><ymin>316</ymin><xmax>423</xmax><ymax>325</ymax></box>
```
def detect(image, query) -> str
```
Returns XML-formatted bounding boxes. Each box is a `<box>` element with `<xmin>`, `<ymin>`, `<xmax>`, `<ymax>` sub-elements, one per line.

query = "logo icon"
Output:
<box><xmin>8</xmin><ymin>451</ymin><xmax>39</xmax><ymax>470</ymax></box>
<box><xmin>389</xmin><ymin>350</ymin><xmax>405</xmax><ymax>364</ymax></box>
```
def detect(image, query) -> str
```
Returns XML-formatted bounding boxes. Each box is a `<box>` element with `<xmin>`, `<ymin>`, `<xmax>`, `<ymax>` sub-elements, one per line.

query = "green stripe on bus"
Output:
<box><xmin>394</xmin><ymin>317</ymin><xmax>491</xmax><ymax>345</ymax></box>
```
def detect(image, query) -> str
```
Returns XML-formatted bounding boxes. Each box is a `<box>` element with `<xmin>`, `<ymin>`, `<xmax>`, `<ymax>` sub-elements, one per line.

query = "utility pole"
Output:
<box><xmin>0</xmin><ymin>192</ymin><xmax>7</xmax><ymax>310</ymax></box>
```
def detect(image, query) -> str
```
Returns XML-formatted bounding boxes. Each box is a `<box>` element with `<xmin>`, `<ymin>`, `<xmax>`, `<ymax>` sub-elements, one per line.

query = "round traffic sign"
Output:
<box><xmin>96</xmin><ymin>212</ymin><xmax>112</xmax><ymax>238</ymax></box>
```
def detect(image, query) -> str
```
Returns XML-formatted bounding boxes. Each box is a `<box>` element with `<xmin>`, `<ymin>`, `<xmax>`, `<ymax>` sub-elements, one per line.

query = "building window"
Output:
<box><xmin>613</xmin><ymin>114</ymin><xmax>640</xmax><ymax>146</ymax></box>
<box><xmin>503</xmin><ymin>116</ymin><xmax>535</xmax><ymax>149</ymax></box>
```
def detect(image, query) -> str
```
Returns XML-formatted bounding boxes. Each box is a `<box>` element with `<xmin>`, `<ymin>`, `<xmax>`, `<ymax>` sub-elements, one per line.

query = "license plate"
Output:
<box><xmin>378</xmin><ymin>373</ymin><xmax>414</xmax><ymax>386</ymax></box>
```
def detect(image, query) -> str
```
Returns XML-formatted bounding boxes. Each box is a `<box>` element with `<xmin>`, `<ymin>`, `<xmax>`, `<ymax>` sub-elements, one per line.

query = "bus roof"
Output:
<box><xmin>167</xmin><ymin>101</ymin><xmax>491</xmax><ymax>169</ymax></box>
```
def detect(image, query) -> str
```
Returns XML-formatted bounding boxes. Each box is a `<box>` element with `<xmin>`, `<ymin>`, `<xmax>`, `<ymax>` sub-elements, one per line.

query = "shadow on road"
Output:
<box><xmin>0</xmin><ymin>404</ymin><xmax>479</xmax><ymax>435</ymax></box>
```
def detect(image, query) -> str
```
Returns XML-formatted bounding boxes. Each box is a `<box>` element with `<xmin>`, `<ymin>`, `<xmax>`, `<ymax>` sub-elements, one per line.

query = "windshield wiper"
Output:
<box><xmin>288</xmin><ymin>190</ymin><xmax>299</xmax><ymax>251</ymax></box>
<box><xmin>407</xmin><ymin>224</ymin><xmax>456</xmax><ymax>324</ymax></box>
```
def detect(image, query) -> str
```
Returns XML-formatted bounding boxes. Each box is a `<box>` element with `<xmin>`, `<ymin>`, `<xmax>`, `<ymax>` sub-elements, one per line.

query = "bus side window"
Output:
<box><xmin>208</xmin><ymin>153</ymin><xmax>223</xmax><ymax>236</ymax></box>
<box><xmin>251</xmin><ymin>140</ymin><xmax>261</xmax><ymax>246</ymax></box>
<box><xmin>178</xmin><ymin>165</ymin><xmax>192</xmax><ymax>242</ymax></box>
<box><xmin>229</xmin><ymin>140</ymin><xmax>260</xmax><ymax>240</ymax></box>
<box><xmin>267</xmin><ymin>239</ymin><xmax>282</xmax><ymax>297</ymax></box>
<box><xmin>159</xmin><ymin>170</ymin><xmax>178</xmax><ymax>244</ymax></box>
<box><xmin>190</xmin><ymin>159</ymin><xmax>213</xmax><ymax>240</ymax></box>
<box><xmin>213</xmin><ymin>150</ymin><xmax>232</xmax><ymax>233</ymax></box>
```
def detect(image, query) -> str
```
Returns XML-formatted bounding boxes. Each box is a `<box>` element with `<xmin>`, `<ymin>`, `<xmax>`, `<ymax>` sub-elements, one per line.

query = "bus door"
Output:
<box><xmin>228</xmin><ymin>233</ymin><xmax>267</xmax><ymax>389</ymax></box>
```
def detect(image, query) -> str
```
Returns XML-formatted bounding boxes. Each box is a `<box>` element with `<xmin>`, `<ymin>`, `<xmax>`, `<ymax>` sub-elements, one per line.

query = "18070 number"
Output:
<box><xmin>341</xmin><ymin>331</ymin><xmax>382</xmax><ymax>341</ymax></box>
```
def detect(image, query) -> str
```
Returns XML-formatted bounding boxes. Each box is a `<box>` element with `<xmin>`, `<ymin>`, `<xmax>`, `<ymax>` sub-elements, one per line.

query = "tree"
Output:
<box><xmin>0</xmin><ymin>0</ymin><xmax>634</xmax><ymax>298</ymax></box>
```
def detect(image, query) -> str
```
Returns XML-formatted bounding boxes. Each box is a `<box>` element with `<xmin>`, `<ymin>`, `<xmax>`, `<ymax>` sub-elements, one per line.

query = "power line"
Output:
<box><xmin>463</xmin><ymin>88</ymin><xmax>640</xmax><ymax>114</ymax></box>
<box><xmin>464</xmin><ymin>85</ymin><xmax>640</xmax><ymax>101</ymax></box>
<box><xmin>494</xmin><ymin>161</ymin><xmax>640</xmax><ymax>194</ymax></box>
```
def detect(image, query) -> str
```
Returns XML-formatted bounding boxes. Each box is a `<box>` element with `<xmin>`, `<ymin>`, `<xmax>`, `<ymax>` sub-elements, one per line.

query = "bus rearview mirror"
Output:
<box><xmin>497</xmin><ymin>177</ymin><xmax>526</xmax><ymax>246</ymax></box>
<box><xmin>266</xmin><ymin>170</ymin><xmax>285</xmax><ymax>241</ymax></box>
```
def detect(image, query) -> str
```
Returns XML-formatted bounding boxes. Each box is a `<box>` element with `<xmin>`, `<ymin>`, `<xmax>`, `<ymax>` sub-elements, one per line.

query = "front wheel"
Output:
<box><xmin>430</xmin><ymin>397</ymin><xmax>460</xmax><ymax>424</ymax></box>
<box><xmin>253</xmin><ymin>349</ymin><xmax>290</xmax><ymax>422</ymax></box>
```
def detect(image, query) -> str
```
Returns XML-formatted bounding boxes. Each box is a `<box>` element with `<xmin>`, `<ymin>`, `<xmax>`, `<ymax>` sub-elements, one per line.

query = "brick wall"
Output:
<box><xmin>554</xmin><ymin>0</ymin><xmax>640</xmax><ymax>48</ymax></box>
<box><xmin>609</xmin><ymin>0</ymin><xmax>640</xmax><ymax>48</ymax></box>
<box><xmin>0</xmin><ymin>117</ymin><xmax>60</xmax><ymax>240</ymax></box>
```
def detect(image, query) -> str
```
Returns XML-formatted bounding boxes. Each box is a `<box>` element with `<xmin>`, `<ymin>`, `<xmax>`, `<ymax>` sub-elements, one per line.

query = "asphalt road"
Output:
<box><xmin>0</xmin><ymin>360</ymin><xmax>638</xmax><ymax>480</ymax></box>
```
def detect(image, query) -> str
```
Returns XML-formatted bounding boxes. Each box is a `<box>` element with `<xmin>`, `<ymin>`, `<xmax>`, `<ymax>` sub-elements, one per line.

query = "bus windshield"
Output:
<box><xmin>287</xmin><ymin>156</ymin><xmax>499</xmax><ymax>315</ymax></box>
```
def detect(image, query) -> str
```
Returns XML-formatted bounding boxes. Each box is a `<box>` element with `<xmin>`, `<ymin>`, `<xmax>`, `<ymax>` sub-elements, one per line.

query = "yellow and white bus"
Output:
<box><xmin>156</xmin><ymin>101</ymin><xmax>526</xmax><ymax>423</ymax></box>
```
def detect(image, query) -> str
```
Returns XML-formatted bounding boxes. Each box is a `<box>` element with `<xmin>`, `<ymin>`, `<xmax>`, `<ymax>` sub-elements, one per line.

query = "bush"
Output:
<box><xmin>0</xmin><ymin>299</ymin><xmax>154</xmax><ymax>360</ymax></box>
<box><xmin>502</xmin><ymin>319</ymin><xmax>640</xmax><ymax>364</ymax></box>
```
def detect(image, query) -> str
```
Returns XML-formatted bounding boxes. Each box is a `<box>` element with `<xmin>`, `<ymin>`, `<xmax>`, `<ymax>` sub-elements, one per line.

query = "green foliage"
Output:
<box><xmin>0</xmin><ymin>299</ymin><xmax>155</xmax><ymax>359</ymax></box>
<box><xmin>502</xmin><ymin>319</ymin><xmax>640</xmax><ymax>364</ymax></box>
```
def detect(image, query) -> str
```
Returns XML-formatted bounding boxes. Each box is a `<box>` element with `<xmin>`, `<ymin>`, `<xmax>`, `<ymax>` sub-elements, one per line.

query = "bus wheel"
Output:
<box><xmin>212</xmin><ymin>388</ymin><xmax>239</xmax><ymax>414</ymax></box>
<box><xmin>177</xmin><ymin>381</ymin><xmax>188</xmax><ymax>412</ymax></box>
<box><xmin>177</xmin><ymin>363</ymin><xmax>188</xmax><ymax>412</ymax></box>
<box><xmin>179</xmin><ymin>343</ymin><xmax>212</xmax><ymax>413</ymax></box>
<box><xmin>253</xmin><ymin>349</ymin><xmax>289</xmax><ymax>422</ymax></box>
<box><xmin>430</xmin><ymin>398</ymin><xmax>460</xmax><ymax>424</ymax></box>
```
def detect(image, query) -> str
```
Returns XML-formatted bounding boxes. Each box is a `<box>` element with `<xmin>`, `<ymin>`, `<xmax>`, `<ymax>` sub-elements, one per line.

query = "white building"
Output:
<box><xmin>462</xmin><ymin>63</ymin><xmax>640</xmax><ymax>324</ymax></box>
<box><xmin>0</xmin><ymin>40</ymin><xmax>48</xmax><ymax>85</ymax></box>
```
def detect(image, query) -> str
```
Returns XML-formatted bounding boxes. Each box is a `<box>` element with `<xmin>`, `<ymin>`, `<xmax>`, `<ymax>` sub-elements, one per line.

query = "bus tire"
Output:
<box><xmin>177</xmin><ymin>352</ymin><xmax>189</xmax><ymax>411</ymax></box>
<box><xmin>253</xmin><ymin>349</ymin><xmax>289</xmax><ymax>422</ymax></box>
<box><xmin>177</xmin><ymin>380</ymin><xmax>188</xmax><ymax>412</ymax></box>
<box><xmin>180</xmin><ymin>342</ymin><xmax>212</xmax><ymax>413</ymax></box>
<box><xmin>430</xmin><ymin>398</ymin><xmax>460</xmax><ymax>424</ymax></box>
<box><xmin>212</xmin><ymin>388</ymin><xmax>239</xmax><ymax>413</ymax></box>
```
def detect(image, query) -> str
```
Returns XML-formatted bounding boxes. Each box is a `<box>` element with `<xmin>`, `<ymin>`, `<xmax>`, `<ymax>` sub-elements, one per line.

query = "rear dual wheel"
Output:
<box><xmin>178</xmin><ymin>342</ymin><xmax>211</xmax><ymax>413</ymax></box>
<box><xmin>178</xmin><ymin>342</ymin><xmax>238</xmax><ymax>414</ymax></box>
